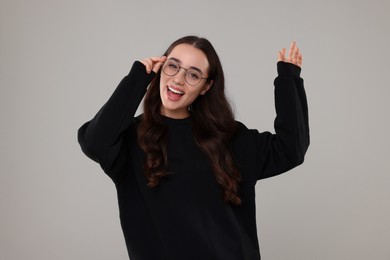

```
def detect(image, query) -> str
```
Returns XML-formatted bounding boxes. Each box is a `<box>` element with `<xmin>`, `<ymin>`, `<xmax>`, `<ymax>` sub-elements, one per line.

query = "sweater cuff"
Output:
<box><xmin>129</xmin><ymin>60</ymin><xmax>157</xmax><ymax>77</ymax></box>
<box><xmin>277</xmin><ymin>61</ymin><xmax>301</xmax><ymax>78</ymax></box>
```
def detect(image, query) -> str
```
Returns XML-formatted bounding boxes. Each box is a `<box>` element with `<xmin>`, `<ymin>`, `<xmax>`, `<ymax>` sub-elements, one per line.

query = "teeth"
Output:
<box><xmin>168</xmin><ymin>86</ymin><xmax>184</xmax><ymax>95</ymax></box>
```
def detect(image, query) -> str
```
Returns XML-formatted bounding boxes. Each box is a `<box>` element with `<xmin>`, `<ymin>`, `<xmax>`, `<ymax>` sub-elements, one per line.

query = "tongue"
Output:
<box><xmin>168</xmin><ymin>89</ymin><xmax>183</xmax><ymax>101</ymax></box>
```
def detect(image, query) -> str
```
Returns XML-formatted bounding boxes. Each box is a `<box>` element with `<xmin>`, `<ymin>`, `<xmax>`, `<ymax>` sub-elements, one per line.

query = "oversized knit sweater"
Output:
<box><xmin>77</xmin><ymin>60</ymin><xmax>309</xmax><ymax>260</ymax></box>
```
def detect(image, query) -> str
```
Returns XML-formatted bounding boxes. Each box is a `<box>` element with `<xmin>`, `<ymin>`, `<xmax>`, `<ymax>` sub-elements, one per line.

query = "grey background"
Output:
<box><xmin>1</xmin><ymin>0</ymin><xmax>389</xmax><ymax>259</ymax></box>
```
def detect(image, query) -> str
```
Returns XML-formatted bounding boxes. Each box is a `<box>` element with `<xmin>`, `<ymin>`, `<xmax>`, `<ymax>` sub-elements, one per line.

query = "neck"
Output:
<box><xmin>160</xmin><ymin>107</ymin><xmax>190</xmax><ymax>119</ymax></box>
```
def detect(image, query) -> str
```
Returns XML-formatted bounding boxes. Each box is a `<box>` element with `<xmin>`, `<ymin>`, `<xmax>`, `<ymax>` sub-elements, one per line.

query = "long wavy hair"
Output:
<box><xmin>138</xmin><ymin>36</ymin><xmax>242</xmax><ymax>205</ymax></box>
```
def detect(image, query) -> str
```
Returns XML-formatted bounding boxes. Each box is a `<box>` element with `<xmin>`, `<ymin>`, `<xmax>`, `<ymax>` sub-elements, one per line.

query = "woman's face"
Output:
<box><xmin>159</xmin><ymin>43</ymin><xmax>212</xmax><ymax>119</ymax></box>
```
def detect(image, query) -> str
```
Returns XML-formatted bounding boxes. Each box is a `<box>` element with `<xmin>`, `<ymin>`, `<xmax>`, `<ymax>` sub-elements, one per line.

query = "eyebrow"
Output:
<box><xmin>169</xmin><ymin>57</ymin><xmax>203</xmax><ymax>74</ymax></box>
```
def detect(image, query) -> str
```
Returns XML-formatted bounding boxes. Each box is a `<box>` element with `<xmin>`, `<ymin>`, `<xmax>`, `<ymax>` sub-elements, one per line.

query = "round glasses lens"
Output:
<box><xmin>163</xmin><ymin>60</ymin><xmax>179</xmax><ymax>76</ymax></box>
<box><xmin>185</xmin><ymin>70</ymin><xmax>202</xmax><ymax>86</ymax></box>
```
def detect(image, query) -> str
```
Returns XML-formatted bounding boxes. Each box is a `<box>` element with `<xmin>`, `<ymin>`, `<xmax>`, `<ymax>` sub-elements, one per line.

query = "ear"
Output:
<box><xmin>200</xmin><ymin>80</ymin><xmax>213</xmax><ymax>95</ymax></box>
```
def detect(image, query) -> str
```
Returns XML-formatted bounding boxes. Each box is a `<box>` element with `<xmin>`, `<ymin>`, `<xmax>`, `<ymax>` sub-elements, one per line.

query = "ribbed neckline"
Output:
<box><xmin>160</xmin><ymin>114</ymin><xmax>192</xmax><ymax>126</ymax></box>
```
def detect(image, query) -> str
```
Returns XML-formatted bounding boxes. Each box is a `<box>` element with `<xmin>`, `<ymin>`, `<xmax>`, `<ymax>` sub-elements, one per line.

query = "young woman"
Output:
<box><xmin>78</xmin><ymin>36</ymin><xmax>309</xmax><ymax>260</ymax></box>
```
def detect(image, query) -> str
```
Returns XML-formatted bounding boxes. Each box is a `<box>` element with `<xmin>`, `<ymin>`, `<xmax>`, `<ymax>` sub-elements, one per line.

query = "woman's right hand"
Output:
<box><xmin>140</xmin><ymin>56</ymin><xmax>167</xmax><ymax>74</ymax></box>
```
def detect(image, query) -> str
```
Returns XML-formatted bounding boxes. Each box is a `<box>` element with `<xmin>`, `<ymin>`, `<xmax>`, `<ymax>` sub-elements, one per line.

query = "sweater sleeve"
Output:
<box><xmin>254</xmin><ymin>61</ymin><xmax>310</xmax><ymax>180</ymax></box>
<box><xmin>77</xmin><ymin>61</ymin><xmax>156</xmax><ymax>181</ymax></box>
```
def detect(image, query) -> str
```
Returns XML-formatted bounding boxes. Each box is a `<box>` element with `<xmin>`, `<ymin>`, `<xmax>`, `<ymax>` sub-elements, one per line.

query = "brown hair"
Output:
<box><xmin>138</xmin><ymin>36</ymin><xmax>242</xmax><ymax>205</ymax></box>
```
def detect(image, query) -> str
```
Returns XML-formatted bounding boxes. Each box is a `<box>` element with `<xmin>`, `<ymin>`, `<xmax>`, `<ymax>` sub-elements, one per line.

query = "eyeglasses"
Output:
<box><xmin>162</xmin><ymin>59</ymin><xmax>208</xmax><ymax>86</ymax></box>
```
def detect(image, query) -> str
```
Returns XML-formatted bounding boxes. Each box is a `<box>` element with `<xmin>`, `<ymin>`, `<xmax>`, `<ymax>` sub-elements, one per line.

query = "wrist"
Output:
<box><xmin>277</xmin><ymin>61</ymin><xmax>301</xmax><ymax>77</ymax></box>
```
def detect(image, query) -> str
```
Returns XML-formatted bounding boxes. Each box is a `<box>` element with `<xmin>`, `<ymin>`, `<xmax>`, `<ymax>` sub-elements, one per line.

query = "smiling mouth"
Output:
<box><xmin>167</xmin><ymin>86</ymin><xmax>184</xmax><ymax>101</ymax></box>
<box><xmin>168</xmin><ymin>86</ymin><xmax>184</xmax><ymax>95</ymax></box>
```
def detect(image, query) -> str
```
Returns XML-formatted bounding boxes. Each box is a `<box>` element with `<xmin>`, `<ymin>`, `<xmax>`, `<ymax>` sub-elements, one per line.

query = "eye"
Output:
<box><xmin>167</xmin><ymin>61</ymin><xmax>178</xmax><ymax>69</ymax></box>
<box><xmin>188</xmin><ymin>71</ymin><xmax>200</xmax><ymax>80</ymax></box>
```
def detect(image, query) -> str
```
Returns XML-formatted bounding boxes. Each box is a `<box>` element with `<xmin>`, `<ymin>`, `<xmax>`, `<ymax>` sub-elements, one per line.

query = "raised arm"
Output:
<box><xmin>77</xmin><ymin>57</ymin><xmax>165</xmax><ymax>180</ymax></box>
<box><xmin>254</xmin><ymin>42</ymin><xmax>309</xmax><ymax>180</ymax></box>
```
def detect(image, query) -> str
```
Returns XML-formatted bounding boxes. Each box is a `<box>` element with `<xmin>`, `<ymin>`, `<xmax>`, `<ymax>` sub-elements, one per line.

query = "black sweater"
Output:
<box><xmin>77</xmin><ymin>61</ymin><xmax>309</xmax><ymax>260</ymax></box>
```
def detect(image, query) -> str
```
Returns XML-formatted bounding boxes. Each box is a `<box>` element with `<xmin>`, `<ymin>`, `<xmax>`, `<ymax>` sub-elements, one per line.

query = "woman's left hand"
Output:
<box><xmin>278</xmin><ymin>41</ymin><xmax>303</xmax><ymax>68</ymax></box>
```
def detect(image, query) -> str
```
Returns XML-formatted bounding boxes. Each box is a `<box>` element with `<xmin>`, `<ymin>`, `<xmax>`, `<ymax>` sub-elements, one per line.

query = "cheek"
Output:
<box><xmin>159</xmin><ymin>76</ymin><xmax>165</xmax><ymax>87</ymax></box>
<box><xmin>159</xmin><ymin>76</ymin><xmax>167</xmax><ymax>93</ymax></box>
<box><xmin>160</xmin><ymin>74</ymin><xmax>170</xmax><ymax>85</ymax></box>
<box><xmin>194</xmin><ymin>84</ymin><xmax>209</xmax><ymax>97</ymax></box>
<box><xmin>187</xmin><ymin>89</ymin><xmax>203</xmax><ymax>101</ymax></box>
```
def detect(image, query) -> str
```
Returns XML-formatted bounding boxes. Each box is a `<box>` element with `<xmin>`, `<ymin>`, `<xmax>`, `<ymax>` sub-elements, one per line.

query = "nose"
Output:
<box><xmin>172</xmin><ymin>68</ymin><xmax>186</xmax><ymax>85</ymax></box>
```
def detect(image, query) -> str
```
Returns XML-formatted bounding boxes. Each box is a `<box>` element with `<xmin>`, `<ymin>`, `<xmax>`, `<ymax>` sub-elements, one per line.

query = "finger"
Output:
<box><xmin>151</xmin><ymin>56</ymin><xmax>167</xmax><ymax>62</ymax></box>
<box><xmin>278</xmin><ymin>48</ymin><xmax>286</xmax><ymax>61</ymax></box>
<box><xmin>152</xmin><ymin>61</ymin><xmax>165</xmax><ymax>73</ymax></box>
<box><xmin>297</xmin><ymin>53</ymin><xmax>303</xmax><ymax>67</ymax></box>
<box><xmin>139</xmin><ymin>59</ymin><xmax>149</xmax><ymax>70</ymax></box>
<box><xmin>151</xmin><ymin>56</ymin><xmax>167</xmax><ymax>73</ymax></box>
<box><xmin>143</xmin><ymin>56</ymin><xmax>167</xmax><ymax>74</ymax></box>
<box><xmin>287</xmin><ymin>41</ymin><xmax>296</xmax><ymax>62</ymax></box>
<box><xmin>277</xmin><ymin>51</ymin><xmax>283</xmax><ymax>62</ymax></box>
<box><xmin>293</xmin><ymin>47</ymin><xmax>300</xmax><ymax>64</ymax></box>
<box><xmin>142</xmin><ymin>59</ymin><xmax>153</xmax><ymax>73</ymax></box>
<box><xmin>278</xmin><ymin>49</ymin><xmax>285</xmax><ymax>62</ymax></box>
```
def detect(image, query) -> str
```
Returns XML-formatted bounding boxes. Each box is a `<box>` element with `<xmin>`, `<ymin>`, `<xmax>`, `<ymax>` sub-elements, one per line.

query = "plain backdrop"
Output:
<box><xmin>1</xmin><ymin>0</ymin><xmax>389</xmax><ymax>259</ymax></box>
